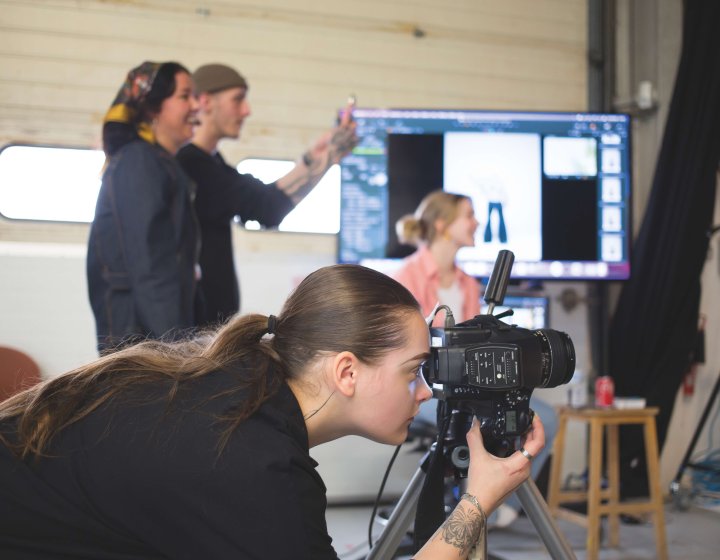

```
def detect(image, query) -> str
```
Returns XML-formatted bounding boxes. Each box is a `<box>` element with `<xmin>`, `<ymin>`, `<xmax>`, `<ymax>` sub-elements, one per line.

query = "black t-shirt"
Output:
<box><xmin>0</xmin><ymin>366</ymin><xmax>338</xmax><ymax>559</ymax></box>
<box><xmin>176</xmin><ymin>144</ymin><xmax>295</xmax><ymax>326</ymax></box>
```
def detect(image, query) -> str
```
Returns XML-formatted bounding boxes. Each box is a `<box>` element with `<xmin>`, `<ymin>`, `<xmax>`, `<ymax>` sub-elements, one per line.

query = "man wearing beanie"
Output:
<box><xmin>177</xmin><ymin>63</ymin><xmax>357</xmax><ymax>326</ymax></box>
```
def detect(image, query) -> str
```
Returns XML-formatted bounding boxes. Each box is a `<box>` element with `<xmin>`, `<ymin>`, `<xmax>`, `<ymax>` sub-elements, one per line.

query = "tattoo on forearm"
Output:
<box><xmin>328</xmin><ymin>126</ymin><xmax>358</xmax><ymax>163</ymax></box>
<box><xmin>277</xmin><ymin>151</ymin><xmax>330</xmax><ymax>202</ymax></box>
<box><xmin>435</xmin><ymin>506</ymin><xmax>484</xmax><ymax>556</ymax></box>
<box><xmin>278</xmin><ymin>124</ymin><xmax>357</xmax><ymax>203</ymax></box>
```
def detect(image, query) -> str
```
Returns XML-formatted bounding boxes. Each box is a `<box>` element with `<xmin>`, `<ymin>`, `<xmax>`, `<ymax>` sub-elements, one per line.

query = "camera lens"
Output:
<box><xmin>537</xmin><ymin>328</ymin><xmax>576</xmax><ymax>387</ymax></box>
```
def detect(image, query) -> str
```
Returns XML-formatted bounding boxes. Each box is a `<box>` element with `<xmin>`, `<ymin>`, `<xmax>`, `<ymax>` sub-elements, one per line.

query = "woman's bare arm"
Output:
<box><xmin>412</xmin><ymin>415</ymin><xmax>546</xmax><ymax>560</ymax></box>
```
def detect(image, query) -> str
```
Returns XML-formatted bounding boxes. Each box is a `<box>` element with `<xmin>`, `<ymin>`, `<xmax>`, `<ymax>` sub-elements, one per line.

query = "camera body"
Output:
<box><xmin>425</xmin><ymin>306</ymin><xmax>576</xmax><ymax>444</ymax></box>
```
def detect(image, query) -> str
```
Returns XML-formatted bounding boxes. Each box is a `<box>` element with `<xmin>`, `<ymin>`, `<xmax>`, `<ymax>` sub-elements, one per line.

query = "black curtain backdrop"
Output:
<box><xmin>607</xmin><ymin>0</ymin><xmax>720</xmax><ymax>498</ymax></box>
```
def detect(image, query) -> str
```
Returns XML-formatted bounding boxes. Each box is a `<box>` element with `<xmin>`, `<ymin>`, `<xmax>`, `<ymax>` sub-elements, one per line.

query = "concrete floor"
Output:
<box><xmin>327</xmin><ymin>502</ymin><xmax>720</xmax><ymax>559</ymax></box>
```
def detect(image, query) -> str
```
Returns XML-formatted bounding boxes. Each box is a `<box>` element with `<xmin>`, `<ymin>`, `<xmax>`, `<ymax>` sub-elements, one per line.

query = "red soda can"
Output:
<box><xmin>595</xmin><ymin>376</ymin><xmax>615</xmax><ymax>408</ymax></box>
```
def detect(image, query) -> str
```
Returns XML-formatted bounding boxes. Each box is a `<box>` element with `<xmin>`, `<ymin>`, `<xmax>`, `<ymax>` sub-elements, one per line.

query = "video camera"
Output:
<box><xmin>423</xmin><ymin>250</ymin><xmax>576</xmax><ymax>456</ymax></box>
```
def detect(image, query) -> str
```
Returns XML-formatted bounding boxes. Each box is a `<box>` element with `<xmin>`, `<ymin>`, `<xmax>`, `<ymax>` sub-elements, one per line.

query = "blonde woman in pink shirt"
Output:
<box><xmin>393</xmin><ymin>190</ymin><xmax>480</xmax><ymax>326</ymax></box>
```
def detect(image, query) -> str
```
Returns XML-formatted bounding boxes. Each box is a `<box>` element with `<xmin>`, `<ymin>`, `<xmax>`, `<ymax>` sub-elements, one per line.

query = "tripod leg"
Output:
<box><xmin>366</xmin><ymin>465</ymin><xmax>425</xmax><ymax>560</ymax></box>
<box><xmin>671</xmin><ymin>370</ymin><xmax>720</xmax><ymax>488</ymax></box>
<box><xmin>515</xmin><ymin>479</ymin><xmax>577</xmax><ymax>560</ymax></box>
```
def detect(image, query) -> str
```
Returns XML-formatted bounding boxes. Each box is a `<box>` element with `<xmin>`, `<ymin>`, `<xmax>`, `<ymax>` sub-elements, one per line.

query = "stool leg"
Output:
<box><xmin>644</xmin><ymin>417</ymin><xmax>668</xmax><ymax>560</ymax></box>
<box><xmin>607</xmin><ymin>424</ymin><xmax>620</xmax><ymax>547</ymax></box>
<box><xmin>586</xmin><ymin>419</ymin><xmax>603</xmax><ymax>560</ymax></box>
<box><xmin>548</xmin><ymin>412</ymin><xmax>568</xmax><ymax>511</ymax></box>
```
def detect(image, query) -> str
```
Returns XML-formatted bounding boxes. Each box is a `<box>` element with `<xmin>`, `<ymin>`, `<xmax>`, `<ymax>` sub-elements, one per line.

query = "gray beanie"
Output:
<box><xmin>192</xmin><ymin>63</ymin><xmax>248</xmax><ymax>94</ymax></box>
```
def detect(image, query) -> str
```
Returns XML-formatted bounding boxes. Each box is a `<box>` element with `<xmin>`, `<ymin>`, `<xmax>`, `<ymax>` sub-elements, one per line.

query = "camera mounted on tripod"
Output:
<box><xmin>424</xmin><ymin>249</ymin><xmax>576</xmax><ymax>458</ymax></box>
<box><xmin>369</xmin><ymin>250</ymin><xmax>580</xmax><ymax>559</ymax></box>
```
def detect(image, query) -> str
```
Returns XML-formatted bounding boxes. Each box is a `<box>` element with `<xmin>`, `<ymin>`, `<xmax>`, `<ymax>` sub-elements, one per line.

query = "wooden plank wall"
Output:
<box><xmin>0</xmin><ymin>0</ymin><xmax>587</xmax><ymax>166</ymax></box>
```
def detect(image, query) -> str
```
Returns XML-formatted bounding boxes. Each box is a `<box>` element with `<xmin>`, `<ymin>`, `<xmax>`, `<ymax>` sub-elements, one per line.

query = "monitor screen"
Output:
<box><xmin>480</xmin><ymin>294</ymin><xmax>550</xmax><ymax>330</ymax></box>
<box><xmin>338</xmin><ymin>108</ymin><xmax>631</xmax><ymax>280</ymax></box>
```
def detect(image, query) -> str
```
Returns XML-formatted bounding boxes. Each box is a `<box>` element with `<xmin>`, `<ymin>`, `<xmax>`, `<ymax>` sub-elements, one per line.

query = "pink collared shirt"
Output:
<box><xmin>392</xmin><ymin>245</ymin><xmax>481</xmax><ymax>326</ymax></box>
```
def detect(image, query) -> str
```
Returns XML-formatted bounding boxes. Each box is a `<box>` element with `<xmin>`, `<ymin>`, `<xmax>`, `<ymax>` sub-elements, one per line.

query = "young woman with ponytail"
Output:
<box><xmin>0</xmin><ymin>264</ymin><xmax>544</xmax><ymax>559</ymax></box>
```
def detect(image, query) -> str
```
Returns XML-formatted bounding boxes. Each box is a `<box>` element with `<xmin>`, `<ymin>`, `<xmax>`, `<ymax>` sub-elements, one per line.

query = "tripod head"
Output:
<box><xmin>436</xmin><ymin>399</ymin><xmax>532</xmax><ymax>482</ymax></box>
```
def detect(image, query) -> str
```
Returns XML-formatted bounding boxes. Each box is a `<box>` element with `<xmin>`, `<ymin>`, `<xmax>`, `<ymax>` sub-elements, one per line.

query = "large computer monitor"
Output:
<box><xmin>338</xmin><ymin>108</ymin><xmax>631</xmax><ymax>280</ymax></box>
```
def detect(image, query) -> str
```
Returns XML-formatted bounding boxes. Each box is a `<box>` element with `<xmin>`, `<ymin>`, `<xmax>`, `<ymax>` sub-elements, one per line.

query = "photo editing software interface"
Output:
<box><xmin>338</xmin><ymin>109</ymin><xmax>631</xmax><ymax>280</ymax></box>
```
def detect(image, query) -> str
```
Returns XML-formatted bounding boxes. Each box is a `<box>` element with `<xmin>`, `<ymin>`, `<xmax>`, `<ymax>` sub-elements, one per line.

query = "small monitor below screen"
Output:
<box><xmin>480</xmin><ymin>294</ymin><xmax>550</xmax><ymax>330</ymax></box>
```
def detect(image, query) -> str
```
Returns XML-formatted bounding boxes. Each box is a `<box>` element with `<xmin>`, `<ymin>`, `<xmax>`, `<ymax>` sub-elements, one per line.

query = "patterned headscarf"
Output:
<box><xmin>102</xmin><ymin>61</ymin><xmax>162</xmax><ymax>156</ymax></box>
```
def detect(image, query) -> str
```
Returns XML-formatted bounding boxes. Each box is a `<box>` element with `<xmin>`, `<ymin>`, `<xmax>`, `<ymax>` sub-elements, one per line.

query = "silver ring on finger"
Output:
<box><xmin>520</xmin><ymin>447</ymin><xmax>534</xmax><ymax>462</ymax></box>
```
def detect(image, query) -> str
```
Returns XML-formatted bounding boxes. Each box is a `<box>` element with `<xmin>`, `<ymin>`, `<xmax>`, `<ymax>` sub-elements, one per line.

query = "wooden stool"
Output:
<box><xmin>547</xmin><ymin>407</ymin><xmax>668</xmax><ymax>560</ymax></box>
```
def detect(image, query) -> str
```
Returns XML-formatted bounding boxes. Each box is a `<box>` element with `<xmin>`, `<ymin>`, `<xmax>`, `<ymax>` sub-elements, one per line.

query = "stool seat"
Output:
<box><xmin>547</xmin><ymin>406</ymin><xmax>668</xmax><ymax>560</ymax></box>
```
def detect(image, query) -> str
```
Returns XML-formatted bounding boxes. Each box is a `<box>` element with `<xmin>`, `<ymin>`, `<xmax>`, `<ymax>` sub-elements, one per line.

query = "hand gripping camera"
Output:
<box><xmin>424</xmin><ymin>250</ymin><xmax>576</xmax><ymax>457</ymax></box>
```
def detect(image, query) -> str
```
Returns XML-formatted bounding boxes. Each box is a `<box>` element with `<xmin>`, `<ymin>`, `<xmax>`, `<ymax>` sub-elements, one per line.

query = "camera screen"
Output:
<box><xmin>505</xmin><ymin>411</ymin><xmax>517</xmax><ymax>433</ymax></box>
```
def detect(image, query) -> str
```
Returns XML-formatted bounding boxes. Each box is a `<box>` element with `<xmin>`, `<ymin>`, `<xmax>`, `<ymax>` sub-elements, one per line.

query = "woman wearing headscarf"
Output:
<box><xmin>87</xmin><ymin>61</ymin><xmax>200</xmax><ymax>352</ymax></box>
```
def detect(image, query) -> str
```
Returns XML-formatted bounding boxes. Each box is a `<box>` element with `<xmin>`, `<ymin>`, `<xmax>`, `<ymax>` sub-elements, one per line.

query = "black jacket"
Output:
<box><xmin>87</xmin><ymin>140</ymin><xmax>199</xmax><ymax>351</ymax></box>
<box><xmin>0</xmin><ymin>366</ymin><xmax>338</xmax><ymax>559</ymax></box>
<box><xmin>177</xmin><ymin>144</ymin><xmax>294</xmax><ymax>326</ymax></box>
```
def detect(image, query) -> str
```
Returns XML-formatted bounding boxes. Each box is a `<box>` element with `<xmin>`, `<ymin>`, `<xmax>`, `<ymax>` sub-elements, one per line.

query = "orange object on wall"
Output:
<box><xmin>0</xmin><ymin>346</ymin><xmax>41</xmax><ymax>401</ymax></box>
